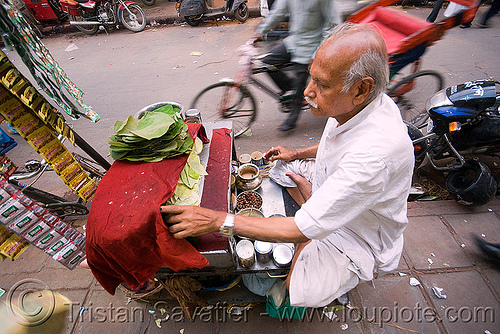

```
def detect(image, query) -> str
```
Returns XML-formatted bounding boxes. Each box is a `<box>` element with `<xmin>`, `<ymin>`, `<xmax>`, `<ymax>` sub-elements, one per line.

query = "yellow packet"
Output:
<box><xmin>0</xmin><ymin>234</ymin><xmax>29</xmax><ymax>260</ymax></box>
<box><xmin>0</xmin><ymin>98</ymin><xmax>25</xmax><ymax>123</ymax></box>
<box><xmin>78</xmin><ymin>179</ymin><xmax>98</xmax><ymax>202</ymax></box>
<box><xmin>0</xmin><ymin>225</ymin><xmax>13</xmax><ymax>245</ymax></box>
<box><xmin>26</xmin><ymin>126</ymin><xmax>56</xmax><ymax>150</ymax></box>
<box><xmin>51</xmin><ymin>151</ymin><xmax>75</xmax><ymax>173</ymax></box>
<box><xmin>67</xmin><ymin>172</ymin><xmax>89</xmax><ymax>192</ymax></box>
<box><xmin>59</xmin><ymin>162</ymin><xmax>83</xmax><ymax>183</ymax></box>
<box><xmin>39</xmin><ymin>138</ymin><xmax>67</xmax><ymax>162</ymax></box>
<box><xmin>12</xmin><ymin>112</ymin><xmax>41</xmax><ymax>137</ymax></box>
<box><xmin>2</xmin><ymin>68</ymin><xmax>20</xmax><ymax>89</ymax></box>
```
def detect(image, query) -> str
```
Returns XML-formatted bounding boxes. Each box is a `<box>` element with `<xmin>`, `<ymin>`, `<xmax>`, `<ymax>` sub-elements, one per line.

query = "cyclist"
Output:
<box><xmin>254</xmin><ymin>0</ymin><xmax>341</xmax><ymax>132</ymax></box>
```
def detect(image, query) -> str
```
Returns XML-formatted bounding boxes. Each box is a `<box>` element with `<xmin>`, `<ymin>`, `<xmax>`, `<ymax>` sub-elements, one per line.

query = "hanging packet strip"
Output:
<box><xmin>0</xmin><ymin>92</ymin><xmax>98</xmax><ymax>201</ymax></box>
<box><xmin>0</xmin><ymin>1</ymin><xmax>99</xmax><ymax>122</ymax></box>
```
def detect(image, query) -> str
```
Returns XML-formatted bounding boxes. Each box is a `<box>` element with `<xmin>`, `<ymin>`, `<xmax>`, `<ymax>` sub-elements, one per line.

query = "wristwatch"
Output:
<box><xmin>219</xmin><ymin>213</ymin><xmax>235</xmax><ymax>238</ymax></box>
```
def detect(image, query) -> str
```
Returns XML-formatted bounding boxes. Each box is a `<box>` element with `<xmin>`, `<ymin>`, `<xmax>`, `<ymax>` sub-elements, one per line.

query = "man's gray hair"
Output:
<box><xmin>330</xmin><ymin>23</ymin><xmax>389</xmax><ymax>105</ymax></box>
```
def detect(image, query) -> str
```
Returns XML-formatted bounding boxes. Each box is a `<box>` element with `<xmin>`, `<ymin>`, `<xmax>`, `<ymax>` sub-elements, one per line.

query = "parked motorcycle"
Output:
<box><xmin>59</xmin><ymin>0</ymin><xmax>146</xmax><ymax>35</ymax></box>
<box><xmin>409</xmin><ymin>80</ymin><xmax>500</xmax><ymax>206</ymax></box>
<box><xmin>176</xmin><ymin>0</ymin><xmax>249</xmax><ymax>26</ymax></box>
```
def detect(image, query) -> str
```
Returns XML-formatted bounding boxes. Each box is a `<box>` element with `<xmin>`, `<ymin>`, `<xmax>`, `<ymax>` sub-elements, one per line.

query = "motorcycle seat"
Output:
<box><xmin>74</xmin><ymin>0</ymin><xmax>90</xmax><ymax>3</ymax></box>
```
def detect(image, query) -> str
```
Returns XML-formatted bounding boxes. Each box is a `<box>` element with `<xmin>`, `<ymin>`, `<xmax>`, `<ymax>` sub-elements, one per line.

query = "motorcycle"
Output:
<box><xmin>176</xmin><ymin>0</ymin><xmax>249</xmax><ymax>26</ymax></box>
<box><xmin>59</xmin><ymin>0</ymin><xmax>146</xmax><ymax>35</ymax></box>
<box><xmin>409</xmin><ymin>80</ymin><xmax>500</xmax><ymax>206</ymax></box>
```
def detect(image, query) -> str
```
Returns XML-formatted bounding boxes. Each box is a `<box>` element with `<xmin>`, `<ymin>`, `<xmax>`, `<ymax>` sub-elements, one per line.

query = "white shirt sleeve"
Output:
<box><xmin>295</xmin><ymin>151</ymin><xmax>389</xmax><ymax>240</ymax></box>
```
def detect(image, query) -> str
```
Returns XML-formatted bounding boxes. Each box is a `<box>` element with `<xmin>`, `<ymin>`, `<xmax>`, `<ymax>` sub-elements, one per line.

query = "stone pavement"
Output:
<box><xmin>1</xmin><ymin>196</ymin><xmax>500</xmax><ymax>333</ymax></box>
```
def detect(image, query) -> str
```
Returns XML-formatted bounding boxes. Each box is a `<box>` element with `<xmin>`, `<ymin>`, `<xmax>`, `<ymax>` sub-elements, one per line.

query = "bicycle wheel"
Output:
<box><xmin>191</xmin><ymin>81</ymin><xmax>257</xmax><ymax>137</ymax></box>
<box><xmin>387</xmin><ymin>70</ymin><xmax>444</xmax><ymax>128</ymax></box>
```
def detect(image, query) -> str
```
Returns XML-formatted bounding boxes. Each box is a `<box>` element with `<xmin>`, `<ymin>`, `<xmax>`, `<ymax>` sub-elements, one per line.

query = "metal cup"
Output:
<box><xmin>236</xmin><ymin>239</ymin><xmax>255</xmax><ymax>268</ymax></box>
<box><xmin>184</xmin><ymin>108</ymin><xmax>202</xmax><ymax>123</ymax></box>
<box><xmin>254</xmin><ymin>240</ymin><xmax>273</xmax><ymax>263</ymax></box>
<box><xmin>251</xmin><ymin>151</ymin><xmax>264</xmax><ymax>166</ymax></box>
<box><xmin>239</xmin><ymin>153</ymin><xmax>252</xmax><ymax>165</ymax></box>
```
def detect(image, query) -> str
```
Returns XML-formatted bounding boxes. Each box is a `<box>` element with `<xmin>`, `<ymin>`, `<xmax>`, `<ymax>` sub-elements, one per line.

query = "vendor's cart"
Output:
<box><xmin>152</xmin><ymin>120</ymin><xmax>293</xmax><ymax>304</ymax></box>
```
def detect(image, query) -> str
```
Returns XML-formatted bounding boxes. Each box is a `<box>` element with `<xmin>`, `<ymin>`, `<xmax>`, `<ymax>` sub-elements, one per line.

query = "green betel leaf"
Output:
<box><xmin>188</xmin><ymin>166</ymin><xmax>200</xmax><ymax>180</ymax></box>
<box><xmin>132</xmin><ymin>113</ymin><xmax>176</xmax><ymax>140</ymax></box>
<box><xmin>188</xmin><ymin>156</ymin><xmax>207</xmax><ymax>176</ymax></box>
<box><xmin>115</xmin><ymin>116</ymin><xmax>140</xmax><ymax>135</ymax></box>
<box><xmin>193</xmin><ymin>137</ymin><xmax>204</xmax><ymax>155</ymax></box>
<box><xmin>152</xmin><ymin>104</ymin><xmax>174</xmax><ymax>115</ymax></box>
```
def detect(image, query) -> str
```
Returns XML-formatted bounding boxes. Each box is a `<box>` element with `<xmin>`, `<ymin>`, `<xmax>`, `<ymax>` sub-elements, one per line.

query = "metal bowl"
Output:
<box><xmin>236</xmin><ymin>163</ymin><xmax>262</xmax><ymax>191</ymax></box>
<box><xmin>235</xmin><ymin>190</ymin><xmax>263</xmax><ymax>212</ymax></box>
<box><xmin>136</xmin><ymin>101</ymin><xmax>183</xmax><ymax>119</ymax></box>
<box><xmin>236</xmin><ymin>207</ymin><xmax>265</xmax><ymax>218</ymax></box>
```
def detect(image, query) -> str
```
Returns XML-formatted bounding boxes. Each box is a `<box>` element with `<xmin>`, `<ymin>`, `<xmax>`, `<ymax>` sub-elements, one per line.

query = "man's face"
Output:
<box><xmin>303</xmin><ymin>42</ymin><xmax>362</xmax><ymax>125</ymax></box>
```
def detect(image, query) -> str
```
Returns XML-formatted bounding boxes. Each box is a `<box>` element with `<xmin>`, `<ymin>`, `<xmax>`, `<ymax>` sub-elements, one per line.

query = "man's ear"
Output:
<box><xmin>352</xmin><ymin>77</ymin><xmax>374</xmax><ymax>106</ymax></box>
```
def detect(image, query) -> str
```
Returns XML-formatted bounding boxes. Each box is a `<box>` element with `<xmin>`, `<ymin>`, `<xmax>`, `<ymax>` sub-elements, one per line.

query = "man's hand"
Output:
<box><xmin>160</xmin><ymin>205</ymin><xmax>225</xmax><ymax>239</ymax></box>
<box><xmin>286</xmin><ymin>172</ymin><xmax>313</xmax><ymax>202</ymax></box>
<box><xmin>264</xmin><ymin>145</ymin><xmax>299</xmax><ymax>162</ymax></box>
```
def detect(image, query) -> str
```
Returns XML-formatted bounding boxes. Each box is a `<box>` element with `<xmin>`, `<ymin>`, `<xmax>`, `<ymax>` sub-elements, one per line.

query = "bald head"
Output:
<box><xmin>316</xmin><ymin>23</ymin><xmax>389</xmax><ymax>105</ymax></box>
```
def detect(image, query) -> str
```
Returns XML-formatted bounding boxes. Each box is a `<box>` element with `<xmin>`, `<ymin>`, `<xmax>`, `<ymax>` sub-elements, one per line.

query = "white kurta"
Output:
<box><xmin>271</xmin><ymin>94</ymin><xmax>415</xmax><ymax>307</ymax></box>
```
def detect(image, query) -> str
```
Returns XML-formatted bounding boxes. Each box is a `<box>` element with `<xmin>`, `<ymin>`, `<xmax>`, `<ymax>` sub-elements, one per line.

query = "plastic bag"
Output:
<box><xmin>0</xmin><ymin>128</ymin><xmax>17</xmax><ymax>155</ymax></box>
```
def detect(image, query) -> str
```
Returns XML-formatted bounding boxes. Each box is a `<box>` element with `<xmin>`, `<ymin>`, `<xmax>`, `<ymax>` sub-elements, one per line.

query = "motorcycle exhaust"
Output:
<box><xmin>69</xmin><ymin>21</ymin><xmax>101</xmax><ymax>25</ymax></box>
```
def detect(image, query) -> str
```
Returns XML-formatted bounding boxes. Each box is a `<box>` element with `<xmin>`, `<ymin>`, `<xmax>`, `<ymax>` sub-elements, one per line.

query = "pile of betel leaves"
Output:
<box><xmin>109</xmin><ymin>104</ymin><xmax>207</xmax><ymax>205</ymax></box>
<box><xmin>109</xmin><ymin>104</ymin><xmax>192</xmax><ymax>162</ymax></box>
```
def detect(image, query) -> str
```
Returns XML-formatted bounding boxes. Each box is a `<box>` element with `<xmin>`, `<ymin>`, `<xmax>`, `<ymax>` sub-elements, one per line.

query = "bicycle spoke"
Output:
<box><xmin>191</xmin><ymin>82</ymin><xmax>257</xmax><ymax>137</ymax></box>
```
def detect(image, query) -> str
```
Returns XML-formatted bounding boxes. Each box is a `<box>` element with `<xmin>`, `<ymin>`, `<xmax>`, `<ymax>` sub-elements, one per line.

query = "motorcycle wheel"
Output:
<box><xmin>185</xmin><ymin>15</ymin><xmax>203</xmax><ymax>26</ymax></box>
<box><xmin>191</xmin><ymin>81</ymin><xmax>257</xmax><ymax>137</ymax></box>
<box><xmin>234</xmin><ymin>3</ymin><xmax>249</xmax><ymax>23</ymax></box>
<box><xmin>119</xmin><ymin>4</ymin><xmax>146</xmax><ymax>32</ymax></box>
<box><xmin>70</xmin><ymin>14</ymin><xmax>99</xmax><ymax>35</ymax></box>
<box><xmin>141</xmin><ymin>0</ymin><xmax>156</xmax><ymax>5</ymax></box>
<box><xmin>387</xmin><ymin>70</ymin><xmax>444</xmax><ymax>129</ymax></box>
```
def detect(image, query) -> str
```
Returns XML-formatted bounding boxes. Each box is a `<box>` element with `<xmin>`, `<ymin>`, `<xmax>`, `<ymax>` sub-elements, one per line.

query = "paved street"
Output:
<box><xmin>0</xmin><ymin>1</ymin><xmax>500</xmax><ymax>333</ymax></box>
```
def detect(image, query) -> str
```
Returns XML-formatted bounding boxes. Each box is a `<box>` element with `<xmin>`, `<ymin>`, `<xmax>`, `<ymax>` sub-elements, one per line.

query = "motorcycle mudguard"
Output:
<box><xmin>179</xmin><ymin>0</ymin><xmax>206</xmax><ymax>16</ymax></box>
<box><xmin>117</xmin><ymin>1</ymin><xmax>138</xmax><ymax>22</ymax></box>
<box><xmin>118</xmin><ymin>1</ymin><xmax>137</xmax><ymax>9</ymax></box>
<box><xmin>230</xmin><ymin>0</ymin><xmax>247</xmax><ymax>12</ymax></box>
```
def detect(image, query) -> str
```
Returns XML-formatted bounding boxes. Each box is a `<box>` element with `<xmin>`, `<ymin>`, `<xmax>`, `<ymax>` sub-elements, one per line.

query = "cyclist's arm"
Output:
<box><xmin>255</xmin><ymin>0</ymin><xmax>289</xmax><ymax>36</ymax></box>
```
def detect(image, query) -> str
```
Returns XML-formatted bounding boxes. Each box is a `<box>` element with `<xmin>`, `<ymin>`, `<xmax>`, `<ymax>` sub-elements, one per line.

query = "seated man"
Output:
<box><xmin>161</xmin><ymin>23</ymin><xmax>415</xmax><ymax>307</ymax></box>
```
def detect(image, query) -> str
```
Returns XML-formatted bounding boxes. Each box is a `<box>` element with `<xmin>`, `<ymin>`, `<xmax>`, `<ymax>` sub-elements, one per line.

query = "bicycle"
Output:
<box><xmin>190</xmin><ymin>37</ymin><xmax>303</xmax><ymax>137</ymax></box>
<box><xmin>190</xmin><ymin>34</ymin><xmax>444</xmax><ymax>137</ymax></box>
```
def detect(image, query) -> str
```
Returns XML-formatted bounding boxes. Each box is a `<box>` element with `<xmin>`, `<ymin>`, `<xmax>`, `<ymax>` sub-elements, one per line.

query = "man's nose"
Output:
<box><xmin>304</xmin><ymin>81</ymin><xmax>314</xmax><ymax>98</ymax></box>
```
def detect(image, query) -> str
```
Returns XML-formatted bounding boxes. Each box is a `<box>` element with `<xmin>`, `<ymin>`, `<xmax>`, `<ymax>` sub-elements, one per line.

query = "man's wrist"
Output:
<box><xmin>219</xmin><ymin>213</ymin><xmax>235</xmax><ymax>237</ymax></box>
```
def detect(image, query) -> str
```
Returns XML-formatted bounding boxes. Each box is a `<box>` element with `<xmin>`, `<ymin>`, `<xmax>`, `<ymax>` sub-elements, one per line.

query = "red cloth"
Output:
<box><xmin>197</xmin><ymin>128</ymin><xmax>232</xmax><ymax>252</ymax></box>
<box><xmin>86</xmin><ymin>124</ymin><xmax>209</xmax><ymax>295</ymax></box>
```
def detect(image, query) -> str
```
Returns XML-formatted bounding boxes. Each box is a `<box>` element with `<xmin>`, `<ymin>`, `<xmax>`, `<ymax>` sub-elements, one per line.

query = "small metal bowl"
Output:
<box><xmin>236</xmin><ymin>207</ymin><xmax>265</xmax><ymax>218</ymax></box>
<box><xmin>235</xmin><ymin>190</ymin><xmax>263</xmax><ymax>212</ymax></box>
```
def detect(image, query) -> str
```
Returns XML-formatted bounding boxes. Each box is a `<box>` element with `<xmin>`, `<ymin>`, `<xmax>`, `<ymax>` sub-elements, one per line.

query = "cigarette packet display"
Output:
<box><xmin>0</xmin><ymin>198</ymin><xmax>27</xmax><ymax>225</ymax></box>
<box><xmin>6</xmin><ymin>211</ymin><xmax>39</xmax><ymax>234</ymax></box>
<box><xmin>34</xmin><ymin>230</ymin><xmax>63</xmax><ymax>251</ymax></box>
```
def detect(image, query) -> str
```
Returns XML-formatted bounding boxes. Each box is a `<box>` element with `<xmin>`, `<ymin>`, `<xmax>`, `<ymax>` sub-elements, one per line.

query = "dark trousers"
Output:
<box><xmin>481</xmin><ymin>0</ymin><xmax>500</xmax><ymax>24</ymax></box>
<box><xmin>262</xmin><ymin>42</ymin><xmax>310</xmax><ymax>127</ymax></box>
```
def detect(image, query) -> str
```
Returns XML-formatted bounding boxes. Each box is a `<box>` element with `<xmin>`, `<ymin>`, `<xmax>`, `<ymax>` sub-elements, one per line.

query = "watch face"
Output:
<box><xmin>220</xmin><ymin>226</ymin><xmax>232</xmax><ymax>236</ymax></box>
